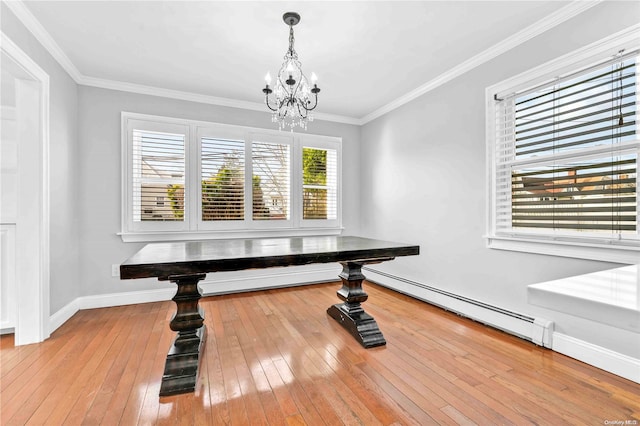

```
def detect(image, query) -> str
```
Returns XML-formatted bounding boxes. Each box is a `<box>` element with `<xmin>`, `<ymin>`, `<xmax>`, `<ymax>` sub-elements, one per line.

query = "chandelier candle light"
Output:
<box><xmin>262</xmin><ymin>12</ymin><xmax>320</xmax><ymax>131</ymax></box>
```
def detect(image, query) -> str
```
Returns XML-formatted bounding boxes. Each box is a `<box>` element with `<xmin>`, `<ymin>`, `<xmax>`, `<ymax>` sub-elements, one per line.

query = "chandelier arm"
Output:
<box><xmin>264</xmin><ymin>94</ymin><xmax>278</xmax><ymax>112</ymax></box>
<box><xmin>299</xmin><ymin>92</ymin><xmax>319</xmax><ymax>112</ymax></box>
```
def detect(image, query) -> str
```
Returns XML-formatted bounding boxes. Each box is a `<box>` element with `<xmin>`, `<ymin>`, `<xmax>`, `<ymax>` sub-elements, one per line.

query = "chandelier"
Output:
<box><xmin>262</xmin><ymin>12</ymin><xmax>320</xmax><ymax>131</ymax></box>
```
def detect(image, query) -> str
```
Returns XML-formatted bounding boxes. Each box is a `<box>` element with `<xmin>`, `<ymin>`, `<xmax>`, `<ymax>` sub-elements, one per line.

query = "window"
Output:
<box><xmin>121</xmin><ymin>114</ymin><xmax>341</xmax><ymax>241</ymax></box>
<box><xmin>200</xmin><ymin>136</ymin><xmax>245</xmax><ymax>222</ymax></box>
<box><xmin>252</xmin><ymin>140</ymin><xmax>290</xmax><ymax>221</ymax></box>
<box><xmin>487</xmin><ymin>35</ymin><xmax>640</xmax><ymax>263</ymax></box>
<box><xmin>128</xmin><ymin>121</ymin><xmax>189</xmax><ymax>232</ymax></box>
<box><xmin>303</xmin><ymin>146</ymin><xmax>338</xmax><ymax>220</ymax></box>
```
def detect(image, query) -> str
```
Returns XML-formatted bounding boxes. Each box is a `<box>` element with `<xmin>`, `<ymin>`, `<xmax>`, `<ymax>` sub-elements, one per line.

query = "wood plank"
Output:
<box><xmin>2</xmin><ymin>308</ymin><xmax>122</xmax><ymax>424</ymax></box>
<box><xmin>1</xmin><ymin>282</ymin><xmax>638</xmax><ymax>425</ymax></box>
<box><xmin>98</xmin><ymin>301</ymin><xmax>169</xmax><ymax>425</ymax></box>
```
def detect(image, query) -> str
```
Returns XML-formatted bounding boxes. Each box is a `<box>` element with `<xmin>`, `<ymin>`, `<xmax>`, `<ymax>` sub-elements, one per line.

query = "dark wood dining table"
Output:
<box><xmin>120</xmin><ymin>235</ymin><xmax>419</xmax><ymax>396</ymax></box>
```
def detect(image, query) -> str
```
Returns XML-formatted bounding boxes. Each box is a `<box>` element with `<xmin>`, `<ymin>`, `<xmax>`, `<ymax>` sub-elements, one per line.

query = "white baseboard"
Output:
<box><xmin>199</xmin><ymin>264</ymin><xmax>340</xmax><ymax>295</ymax></box>
<box><xmin>0</xmin><ymin>326</ymin><xmax>15</xmax><ymax>335</ymax></box>
<box><xmin>49</xmin><ymin>288</ymin><xmax>173</xmax><ymax>334</ymax></box>
<box><xmin>49</xmin><ymin>297</ymin><xmax>80</xmax><ymax>334</ymax></box>
<box><xmin>363</xmin><ymin>267</ymin><xmax>553</xmax><ymax>347</ymax></box>
<box><xmin>363</xmin><ymin>267</ymin><xmax>639</xmax><ymax>384</ymax></box>
<box><xmin>553</xmin><ymin>332</ymin><xmax>640</xmax><ymax>384</ymax></box>
<box><xmin>48</xmin><ymin>264</ymin><xmax>340</xmax><ymax>335</ymax></box>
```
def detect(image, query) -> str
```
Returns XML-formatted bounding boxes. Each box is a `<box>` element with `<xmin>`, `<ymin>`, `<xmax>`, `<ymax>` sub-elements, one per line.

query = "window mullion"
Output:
<box><xmin>188</xmin><ymin>124</ymin><xmax>200</xmax><ymax>230</ymax></box>
<box><xmin>245</xmin><ymin>133</ymin><xmax>253</xmax><ymax>228</ymax></box>
<box><xmin>291</xmin><ymin>136</ymin><xmax>301</xmax><ymax>228</ymax></box>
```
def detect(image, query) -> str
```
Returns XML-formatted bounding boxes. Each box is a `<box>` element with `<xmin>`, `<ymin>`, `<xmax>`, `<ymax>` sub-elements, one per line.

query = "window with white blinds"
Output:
<box><xmin>302</xmin><ymin>147</ymin><xmax>338</xmax><ymax>220</ymax></box>
<box><xmin>488</xmin><ymin>42</ymin><xmax>640</xmax><ymax>260</ymax></box>
<box><xmin>122</xmin><ymin>113</ymin><xmax>341</xmax><ymax>240</ymax></box>
<box><xmin>132</xmin><ymin>128</ymin><xmax>185</xmax><ymax>224</ymax></box>
<box><xmin>201</xmin><ymin>137</ymin><xmax>245</xmax><ymax>221</ymax></box>
<box><xmin>252</xmin><ymin>142</ymin><xmax>290</xmax><ymax>221</ymax></box>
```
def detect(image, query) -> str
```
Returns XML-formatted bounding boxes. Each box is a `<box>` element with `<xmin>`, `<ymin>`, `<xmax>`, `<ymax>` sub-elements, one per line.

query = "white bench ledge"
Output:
<box><xmin>528</xmin><ymin>265</ymin><xmax>640</xmax><ymax>333</ymax></box>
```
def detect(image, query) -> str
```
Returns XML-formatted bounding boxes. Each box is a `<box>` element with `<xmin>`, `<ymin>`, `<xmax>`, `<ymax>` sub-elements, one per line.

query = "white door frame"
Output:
<box><xmin>1</xmin><ymin>32</ymin><xmax>50</xmax><ymax>345</ymax></box>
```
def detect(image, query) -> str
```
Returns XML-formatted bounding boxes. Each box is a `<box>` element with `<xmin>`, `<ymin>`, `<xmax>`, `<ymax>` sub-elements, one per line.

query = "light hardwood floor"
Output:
<box><xmin>1</xmin><ymin>282</ymin><xmax>639</xmax><ymax>425</ymax></box>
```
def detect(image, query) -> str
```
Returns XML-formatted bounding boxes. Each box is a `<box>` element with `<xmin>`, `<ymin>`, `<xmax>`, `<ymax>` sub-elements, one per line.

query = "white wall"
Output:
<box><xmin>1</xmin><ymin>3</ymin><xmax>80</xmax><ymax>315</ymax></box>
<box><xmin>76</xmin><ymin>86</ymin><xmax>361</xmax><ymax>297</ymax></box>
<box><xmin>360</xmin><ymin>1</ymin><xmax>640</xmax><ymax>358</ymax></box>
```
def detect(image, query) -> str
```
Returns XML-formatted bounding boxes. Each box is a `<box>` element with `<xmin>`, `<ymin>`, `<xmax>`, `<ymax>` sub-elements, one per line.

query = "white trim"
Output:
<box><xmin>1</xmin><ymin>31</ymin><xmax>51</xmax><ymax>345</ymax></box>
<box><xmin>487</xmin><ymin>236</ymin><xmax>640</xmax><ymax>265</ymax></box>
<box><xmin>199</xmin><ymin>264</ymin><xmax>340</xmax><ymax>295</ymax></box>
<box><xmin>48</xmin><ymin>297</ymin><xmax>79</xmax><ymax>334</ymax></box>
<box><xmin>2</xmin><ymin>0</ymin><xmax>83</xmax><ymax>82</ymax></box>
<box><xmin>488</xmin><ymin>23</ymin><xmax>640</xmax><ymax>98</ymax></box>
<box><xmin>360</xmin><ymin>0</ymin><xmax>604</xmax><ymax>124</ymax></box>
<box><xmin>84</xmin><ymin>76</ymin><xmax>361</xmax><ymax>125</ymax></box>
<box><xmin>0</xmin><ymin>225</ymin><xmax>17</xmax><ymax>330</ymax></box>
<box><xmin>6</xmin><ymin>0</ymin><xmax>603</xmax><ymax>125</ymax></box>
<box><xmin>48</xmin><ymin>264</ymin><xmax>339</xmax><ymax>334</ymax></box>
<box><xmin>79</xmin><ymin>288</ymin><xmax>176</xmax><ymax>310</ymax></box>
<box><xmin>363</xmin><ymin>267</ymin><xmax>553</xmax><ymax>348</ymax></box>
<box><xmin>118</xmin><ymin>227</ymin><xmax>343</xmax><ymax>243</ymax></box>
<box><xmin>48</xmin><ymin>288</ymin><xmax>174</xmax><ymax>334</ymax></box>
<box><xmin>552</xmin><ymin>332</ymin><xmax>640</xmax><ymax>384</ymax></box>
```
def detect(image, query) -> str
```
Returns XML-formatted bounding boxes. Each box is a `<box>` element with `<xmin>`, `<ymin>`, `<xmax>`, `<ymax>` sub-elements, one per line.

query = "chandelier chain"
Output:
<box><xmin>287</xmin><ymin>25</ymin><xmax>297</xmax><ymax>60</ymax></box>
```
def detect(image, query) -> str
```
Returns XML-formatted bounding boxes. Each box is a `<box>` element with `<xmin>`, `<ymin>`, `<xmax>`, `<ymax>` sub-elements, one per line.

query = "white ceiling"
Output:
<box><xmin>20</xmin><ymin>1</ymin><xmax>574</xmax><ymax>121</ymax></box>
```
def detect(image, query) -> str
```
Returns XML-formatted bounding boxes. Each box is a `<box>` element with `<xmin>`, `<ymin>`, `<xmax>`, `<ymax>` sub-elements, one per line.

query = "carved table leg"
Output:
<box><xmin>158</xmin><ymin>273</ymin><xmax>207</xmax><ymax>396</ymax></box>
<box><xmin>326</xmin><ymin>262</ymin><xmax>386</xmax><ymax>348</ymax></box>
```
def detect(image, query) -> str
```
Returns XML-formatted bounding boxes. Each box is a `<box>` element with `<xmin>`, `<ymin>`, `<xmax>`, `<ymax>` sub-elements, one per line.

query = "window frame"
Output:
<box><xmin>121</xmin><ymin>112</ymin><xmax>342</xmax><ymax>242</ymax></box>
<box><xmin>485</xmin><ymin>27</ymin><xmax>640</xmax><ymax>264</ymax></box>
<box><xmin>299</xmin><ymin>134</ymin><xmax>342</xmax><ymax>229</ymax></box>
<box><xmin>123</xmin><ymin>118</ymin><xmax>191</xmax><ymax>233</ymax></box>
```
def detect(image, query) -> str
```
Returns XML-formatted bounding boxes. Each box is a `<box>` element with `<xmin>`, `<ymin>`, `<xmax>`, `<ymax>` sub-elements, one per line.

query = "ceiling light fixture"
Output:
<box><xmin>262</xmin><ymin>12</ymin><xmax>320</xmax><ymax>131</ymax></box>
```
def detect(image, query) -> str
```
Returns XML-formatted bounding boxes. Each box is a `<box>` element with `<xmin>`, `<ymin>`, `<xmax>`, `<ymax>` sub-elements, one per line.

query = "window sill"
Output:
<box><xmin>119</xmin><ymin>227</ymin><xmax>344</xmax><ymax>243</ymax></box>
<box><xmin>486</xmin><ymin>234</ymin><xmax>640</xmax><ymax>264</ymax></box>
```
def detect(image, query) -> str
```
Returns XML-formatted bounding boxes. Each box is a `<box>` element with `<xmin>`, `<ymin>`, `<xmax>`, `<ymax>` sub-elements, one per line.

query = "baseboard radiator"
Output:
<box><xmin>363</xmin><ymin>267</ymin><xmax>554</xmax><ymax>348</ymax></box>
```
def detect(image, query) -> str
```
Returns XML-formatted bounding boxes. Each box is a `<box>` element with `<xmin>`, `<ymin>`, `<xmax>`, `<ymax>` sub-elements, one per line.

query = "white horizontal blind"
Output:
<box><xmin>132</xmin><ymin>129</ymin><xmax>185</xmax><ymax>222</ymax></box>
<box><xmin>495</xmin><ymin>94</ymin><xmax>517</xmax><ymax>232</ymax></box>
<box><xmin>302</xmin><ymin>147</ymin><xmax>338</xmax><ymax>220</ymax></box>
<box><xmin>252</xmin><ymin>142</ymin><xmax>290</xmax><ymax>221</ymax></box>
<box><xmin>495</xmin><ymin>53</ymin><xmax>639</xmax><ymax>237</ymax></box>
<box><xmin>201</xmin><ymin>137</ymin><xmax>245</xmax><ymax>221</ymax></box>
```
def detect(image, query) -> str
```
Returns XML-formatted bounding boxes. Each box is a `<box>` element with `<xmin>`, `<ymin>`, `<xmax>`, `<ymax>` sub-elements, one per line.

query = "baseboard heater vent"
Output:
<box><xmin>363</xmin><ymin>267</ymin><xmax>553</xmax><ymax>348</ymax></box>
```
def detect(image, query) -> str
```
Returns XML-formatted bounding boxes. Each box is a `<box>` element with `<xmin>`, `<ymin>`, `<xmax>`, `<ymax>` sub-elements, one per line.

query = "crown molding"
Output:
<box><xmin>3</xmin><ymin>0</ymin><xmax>360</xmax><ymax>125</ymax></box>
<box><xmin>3</xmin><ymin>0</ymin><xmax>83</xmax><ymax>82</ymax></box>
<box><xmin>6</xmin><ymin>0</ymin><xmax>602</xmax><ymax>127</ymax></box>
<box><xmin>359</xmin><ymin>0</ymin><xmax>603</xmax><ymax>124</ymax></box>
<box><xmin>80</xmin><ymin>75</ymin><xmax>362</xmax><ymax>125</ymax></box>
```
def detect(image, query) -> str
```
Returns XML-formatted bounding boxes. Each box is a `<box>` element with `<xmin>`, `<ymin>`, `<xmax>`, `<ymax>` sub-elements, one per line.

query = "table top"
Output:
<box><xmin>120</xmin><ymin>235</ymin><xmax>419</xmax><ymax>279</ymax></box>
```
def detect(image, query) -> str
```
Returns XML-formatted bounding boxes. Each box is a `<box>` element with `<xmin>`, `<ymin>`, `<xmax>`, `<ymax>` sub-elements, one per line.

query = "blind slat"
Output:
<box><xmin>514</xmin><ymin>62</ymin><xmax>636</xmax><ymax>107</ymax></box>
<box><xmin>515</xmin><ymin>73</ymin><xmax>635</xmax><ymax>115</ymax></box>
